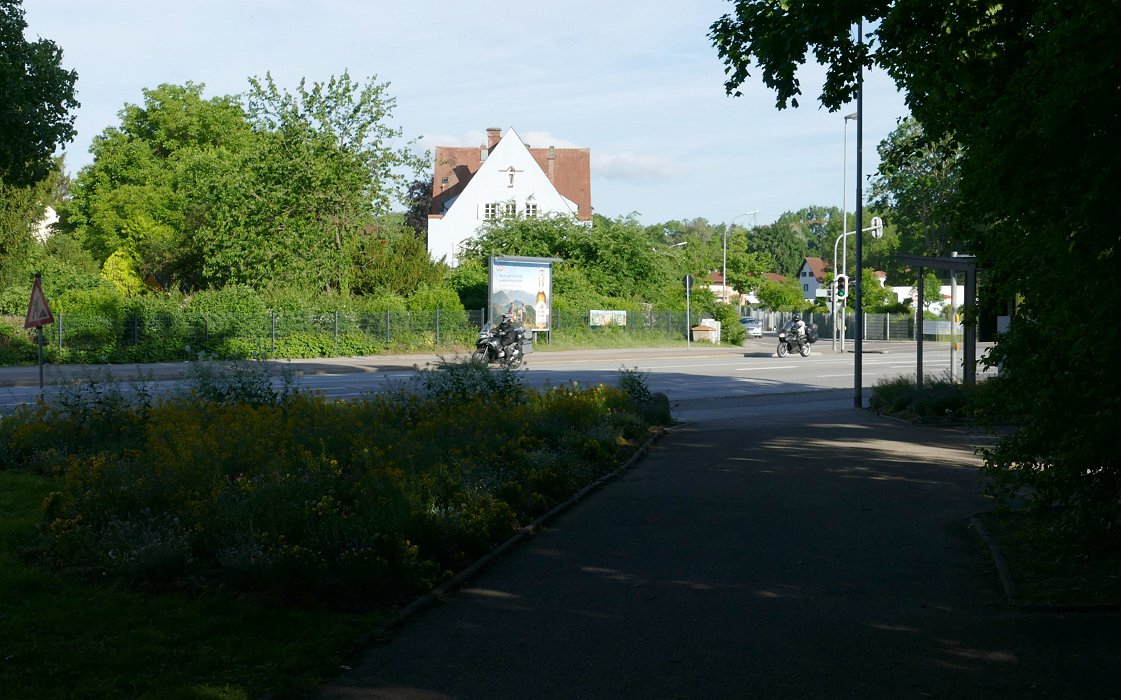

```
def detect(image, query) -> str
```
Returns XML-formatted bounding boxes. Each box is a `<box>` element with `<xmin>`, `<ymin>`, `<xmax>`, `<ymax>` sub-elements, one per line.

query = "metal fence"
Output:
<box><xmin>3</xmin><ymin>308</ymin><xmax>952</xmax><ymax>365</ymax></box>
<box><xmin>3</xmin><ymin>309</ymin><xmax>481</xmax><ymax>363</ymax></box>
<box><xmin>3</xmin><ymin>308</ymin><xmax>695</xmax><ymax>363</ymax></box>
<box><xmin>745</xmin><ymin>311</ymin><xmax>948</xmax><ymax>342</ymax></box>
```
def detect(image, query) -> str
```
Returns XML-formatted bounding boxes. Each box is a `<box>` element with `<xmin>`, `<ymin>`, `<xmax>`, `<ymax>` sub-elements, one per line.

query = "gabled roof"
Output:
<box><xmin>763</xmin><ymin>272</ymin><xmax>786</xmax><ymax>283</ymax></box>
<box><xmin>430</xmin><ymin>127</ymin><xmax>591</xmax><ymax>220</ymax></box>
<box><xmin>801</xmin><ymin>257</ymin><xmax>829</xmax><ymax>282</ymax></box>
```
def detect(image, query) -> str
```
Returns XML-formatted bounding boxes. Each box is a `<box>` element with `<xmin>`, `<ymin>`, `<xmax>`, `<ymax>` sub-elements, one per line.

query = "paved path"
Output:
<box><xmin>314</xmin><ymin>405</ymin><xmax>1118</xmax><ymax>699</ymax></box>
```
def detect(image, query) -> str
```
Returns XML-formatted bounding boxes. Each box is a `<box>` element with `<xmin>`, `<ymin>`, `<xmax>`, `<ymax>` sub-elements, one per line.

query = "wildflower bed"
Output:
<box><xmin>0</xmin><ymin>359</ymin><xmax>671</xmax><ymax>698</ymax></box>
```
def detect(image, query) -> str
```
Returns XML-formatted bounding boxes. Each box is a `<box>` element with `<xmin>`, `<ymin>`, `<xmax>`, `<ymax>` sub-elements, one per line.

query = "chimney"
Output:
<box><xmin>487</xmin><ymin>127</ymin><xmax>502</xmax><ymax>150</ymax></box>
<box><xmin>548</xmin><ymin>145</ymin><xmax>556</xmax><ymax>181</ymax></box>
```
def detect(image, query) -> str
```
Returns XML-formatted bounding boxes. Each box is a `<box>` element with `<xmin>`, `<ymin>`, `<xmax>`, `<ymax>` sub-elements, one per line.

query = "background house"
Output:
<box><xmin>796</xmin><ymin>257</ymin><xmax>829</xmax><ymax>301</ymax></box>
<box><xmin>427</xmin><ymin>127</ymin><xmax>591</xmax><ymax>265</ymax></box>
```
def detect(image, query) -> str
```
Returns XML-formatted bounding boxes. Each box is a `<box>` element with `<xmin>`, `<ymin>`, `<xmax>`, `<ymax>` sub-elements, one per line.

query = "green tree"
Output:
<box><xmin>0</xmin><ymin>157</ymin><xmax>68</xmax><ymax>290</ymax></box>
<box><xmin>858</xmin><ymin>269</ymin><xmax>896</xmax><ymax>312</ymax></box>
<box><xmin>188</xmin><ymin>71</ymin><xmax>426</xmax><ymax>291</ymax></box>
<box><xmin>65</xmin><ymin>82</ymin><xmax>252</xmax><ymax>286</ymax></box>
<box><xmin>869</xmin><ymin>118</ymin><xmax>962</xmax><ymax>259</ymax></box>
<box><xmin>0</xmin><ymin>0</ymin><xmax>78</xmax><ymax>187</ymax></box>
<box><xmin>461</xmin><ymin>213</ymin><xmax>667</xmax><ymax>304</ymax></box>
<box><xmin>755</xmin><ymin>276</ymin><xmax>809</xmax><ymax>312</ymax></box>
<box><xmin>710</xmin><ymin>0</ymin><xmax>1121</xmax><ymax>534</ymax></box>
<box><xmin>747</xmin><ymin>219</ymin><xmax>808</xmax><ymax>276</ymax></box>
<box><xmin>350</xmin><ymin>216</ymin><xmax>446</xmax><ymax>296</ymax></box>
<box><xmin>66</xmin><ymin>74</ymin><xmax>425</xmax><ymax>293</ymax></box>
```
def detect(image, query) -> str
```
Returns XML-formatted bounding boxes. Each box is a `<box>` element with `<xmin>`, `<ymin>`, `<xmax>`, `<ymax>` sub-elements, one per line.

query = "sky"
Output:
<box><xmin>21</xmin><ymin>0</ymin><xmax>910</xmax><ymax>228</ymax></box>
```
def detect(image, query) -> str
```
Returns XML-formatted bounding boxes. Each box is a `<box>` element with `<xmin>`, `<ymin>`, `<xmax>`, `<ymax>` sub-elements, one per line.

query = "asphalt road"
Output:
<box><xmin>0</xmin><ymin>338</ymin><xmax>988</xmax><ymax>413</ymax></box>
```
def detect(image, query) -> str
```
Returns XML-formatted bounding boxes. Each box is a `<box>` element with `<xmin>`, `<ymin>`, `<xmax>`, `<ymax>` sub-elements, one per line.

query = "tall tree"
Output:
<box><xmin>0</xmin><ymin>0</ymin><xmax>78</xmax><ymax>187</ymax></box>
<box><xmin>869</xmin><ymin>118</ymin><xmax>961</xmax><ymax>258</ymax></box>
<box><xmin>711</xmin><ymin>0</ymin><xmax>1121</xmax><ymax>534</ymax></box>
<box><xmin>187</xmin><ymin>71</ymin><xmax>427</xmax><ymax>291</ymax></box>
<box><xmin>65</xmin><ymin>83</ymin><xmax>252</xmax><ymax>291</ymax></box>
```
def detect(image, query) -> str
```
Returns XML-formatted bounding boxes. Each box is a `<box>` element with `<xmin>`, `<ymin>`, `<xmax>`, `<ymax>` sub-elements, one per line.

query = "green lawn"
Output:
<box><xmin>0</xmin><ymin>470</ymin><xmax>384</xmax><ymax>699</ymax></box>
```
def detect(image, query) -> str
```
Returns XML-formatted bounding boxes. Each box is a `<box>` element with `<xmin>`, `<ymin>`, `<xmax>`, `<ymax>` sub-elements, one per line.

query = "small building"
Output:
<box><xmin>427</xmin><ymin>127</ymin><xmax>592</xmax><ymax>266</ymax></box>
<box><xmin>796</xmin><ymin>257</ymin><xmax>830</xmax><ymax>301</ymax></box>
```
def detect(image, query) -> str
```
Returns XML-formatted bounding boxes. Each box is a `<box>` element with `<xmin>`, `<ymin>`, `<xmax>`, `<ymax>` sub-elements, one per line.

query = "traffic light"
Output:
<box><xmin>835</xmin><ymin>275</ymin><xmax>848</xmax><ymax>301</ymax></box>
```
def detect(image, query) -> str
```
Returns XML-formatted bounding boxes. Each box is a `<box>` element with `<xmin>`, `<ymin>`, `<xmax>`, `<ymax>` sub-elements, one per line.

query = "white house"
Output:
<box><xmin>796</xmin><ymin>257</ymin><xmax>829</xmax><ymax>301</ymax></box>
<box><xmin>890</xmin><ymin>284</ymin><xmax>966</xmax><ymax>315</ymax></box>
<box><xmin>33</xmin><ymin>205</ymin><xmax>58</xmax><ymax>242</ymax></box>
<box><xmin>427</xmin><ymin>127</ymin><xmax>591</xmax><ymax>265</ymax></box>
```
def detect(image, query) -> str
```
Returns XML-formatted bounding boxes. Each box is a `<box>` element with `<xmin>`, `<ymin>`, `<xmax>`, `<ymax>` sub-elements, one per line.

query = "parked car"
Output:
<box><xmin>739</xmin><ymin>317</ymin><xmax>763</xmax><ymax>338</ymax></box>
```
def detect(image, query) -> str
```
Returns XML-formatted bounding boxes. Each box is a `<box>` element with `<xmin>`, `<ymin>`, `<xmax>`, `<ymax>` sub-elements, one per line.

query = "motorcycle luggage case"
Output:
<box><xmin>521</xmin><ymin>338</ymin><xmax>534</xmax><ymax>354</ymax></box>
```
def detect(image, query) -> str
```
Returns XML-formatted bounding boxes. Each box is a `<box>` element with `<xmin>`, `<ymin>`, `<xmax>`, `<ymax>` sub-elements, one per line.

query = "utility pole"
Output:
<box><xmin>854</xmin><ymin>18</ymin><xmax>865</xmax><ymax>409</ymax></box>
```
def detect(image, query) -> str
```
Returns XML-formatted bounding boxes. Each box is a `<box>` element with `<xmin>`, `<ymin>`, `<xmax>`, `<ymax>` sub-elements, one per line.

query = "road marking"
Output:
<box><xmin>736</xmin><ymin>365</ymin><xmax>798</xmax><ymax>371</ymax></box>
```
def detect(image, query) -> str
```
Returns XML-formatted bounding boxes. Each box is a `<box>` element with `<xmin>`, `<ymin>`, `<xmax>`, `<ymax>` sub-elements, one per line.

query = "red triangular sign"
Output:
<box><xmin>25</xmin><ymin>276</ymin><xmax>54</xmax><ymax>329</ymax></box>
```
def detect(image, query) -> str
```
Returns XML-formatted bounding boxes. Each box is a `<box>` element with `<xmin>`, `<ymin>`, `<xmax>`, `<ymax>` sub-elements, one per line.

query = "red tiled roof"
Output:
<box><xmin>429</xmin><ymin>132</ymin><xmax>591</xmax><ymax>220</ymax></box>
<box><xmin>804</xmin><ymin>257</ymin><xmax>829</xmax><ymax>282</ymax></box>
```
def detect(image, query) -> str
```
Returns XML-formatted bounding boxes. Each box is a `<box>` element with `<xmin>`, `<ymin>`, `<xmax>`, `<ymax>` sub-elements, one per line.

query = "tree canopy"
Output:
<box><xmin>0</xmin><ymin>0</ymin><xmax>78</xmax><ymax>188</ymax></box>
<box><xmin>711</xmin><ymin>0</ymin><xmax>1121</xmax><ymax>534</ymax></box>
<box><xmin>64</xmin><ymin>74</ymin><xmax>428</xmax><ymax>294</ymax></box>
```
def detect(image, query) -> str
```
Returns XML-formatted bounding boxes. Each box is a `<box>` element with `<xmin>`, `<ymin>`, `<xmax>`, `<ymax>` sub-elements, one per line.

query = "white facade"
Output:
<box><xmin>428</xmin><ymin>128</ymin><xmax>582</xmax><ymax>266</ymax></box>
<box><xmin>796</xmin><ymin>259</ymin><xmax>826</xmax><ymax>301</ymax></box>
<box><xmin>33</xmin><ymin>205</ymin><xmax>58</xmax><ymax>243</ymax></box>
<box><xmin>889</xmin><ymin>285</ymin><xmax>966</xmax><ymax>315</ymax></box>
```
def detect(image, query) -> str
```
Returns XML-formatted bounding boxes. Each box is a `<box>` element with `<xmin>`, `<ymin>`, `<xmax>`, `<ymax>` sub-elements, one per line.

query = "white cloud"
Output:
<box><xmin>593</xmin><ymin>153</ymin><xmax>685</xmax><ymax>183</ymax></box>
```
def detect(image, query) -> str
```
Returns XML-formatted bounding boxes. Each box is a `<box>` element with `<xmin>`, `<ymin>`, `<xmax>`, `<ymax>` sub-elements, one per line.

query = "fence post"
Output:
<box><xmin>435</xmin><ymin>308</ymin><xmax>440</xmax><ymax>346</ymax></box>
<box><xmin>57</xmin><ymin>312</ymin><xmax>63</xmax><ymax>350</ymax></box>
<box><xmin>385</xmin><ymin>310</ymin><xmax>391</xmax><ymax>344</ymax></box>
<box><xmin>271</xmin><ymin>311</ymin><xmax>277</xmax><ymax>354</ymax></box>
<box><xmin>334</xmin><ymin>310</ymin><xmax>339</xmax><ymax>351</ymax></box>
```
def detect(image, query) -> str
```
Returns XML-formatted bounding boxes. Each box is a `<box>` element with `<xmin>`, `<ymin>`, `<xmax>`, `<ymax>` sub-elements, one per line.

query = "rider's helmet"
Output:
<box><xmin>501</xmin><ymin>313</ymin><xmax>513</xmax><ymax>325</ymax></box>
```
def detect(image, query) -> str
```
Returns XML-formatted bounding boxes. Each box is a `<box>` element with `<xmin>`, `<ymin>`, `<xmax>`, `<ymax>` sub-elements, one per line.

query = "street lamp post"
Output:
<box><xmin>726</xmin><ymin>211</ymin><xmax>758</xmax><ymax>305</ymax></box>
<box><xmin>836</xmin><ymin>111</ymin><xmax>858</xmax><ymax>352</ymax></box>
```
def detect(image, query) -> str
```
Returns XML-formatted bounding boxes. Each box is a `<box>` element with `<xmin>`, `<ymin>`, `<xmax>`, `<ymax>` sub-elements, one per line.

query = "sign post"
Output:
<box><xmin>683</xmin><ymin>274</ymin><xmax>694</xmax><ymax>349</ymax></box>
<box><xmin>24</xmin><ymin>274</ymin><xmax>55</xmax><ymax>390</ymax></box>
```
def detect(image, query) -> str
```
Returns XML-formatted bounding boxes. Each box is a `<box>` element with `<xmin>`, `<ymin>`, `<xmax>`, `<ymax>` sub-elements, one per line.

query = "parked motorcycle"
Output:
<box><xmin>472</xmin><ymin>322</ymin><xmax>531</xmax><ymax>368</ymax></box>
<box><xmin>776</xmin><ymin>319</ymin><xmax>817</xmax><ymax>358</ymax></box>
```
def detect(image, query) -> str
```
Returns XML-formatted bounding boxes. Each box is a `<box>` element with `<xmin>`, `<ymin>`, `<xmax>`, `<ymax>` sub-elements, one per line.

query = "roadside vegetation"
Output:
<box><xmin>872</xmin><ymin>373</ymin><xmax>1121</xmax><ymax>609</ymax></box>
<box><xmin>0</xmin><ymin>359</ymin><xmax>672</xmax><ymax>698</ymax></box>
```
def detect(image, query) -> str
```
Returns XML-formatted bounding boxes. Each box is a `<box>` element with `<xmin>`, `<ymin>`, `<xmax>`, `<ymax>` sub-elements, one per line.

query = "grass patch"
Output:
<box><xmin>976</xmin><ymin>510</ymin><xmax>1121</xmax><ymax>608</ymax></box>
<box><xmin>871</xmin><ymin>375</ymin><xmax>1121</xmax><ymax>608</ymax></box>
<box><xmin>0</xmin><ymin>470</ymin><xmax>385</xmax><ymax>700</ymax></box>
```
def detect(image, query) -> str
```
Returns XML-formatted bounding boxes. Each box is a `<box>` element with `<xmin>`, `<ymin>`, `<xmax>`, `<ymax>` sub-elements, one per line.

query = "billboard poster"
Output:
<box><xmin>489</xmin><ymin>256</ymin><xmax>552</xmax><ymax>331</ymax></box>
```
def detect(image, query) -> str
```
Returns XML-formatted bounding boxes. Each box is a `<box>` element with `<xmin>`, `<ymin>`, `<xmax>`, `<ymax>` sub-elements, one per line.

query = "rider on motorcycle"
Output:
<box><xmin>496</xmin><ymin>314</ymin><xmax>519</xmax><ymax>354</ymax></box>
<box><xmin>791</xmin><ymin>316</ymin><xmax>807</xmax><ymax>343</ymax></box>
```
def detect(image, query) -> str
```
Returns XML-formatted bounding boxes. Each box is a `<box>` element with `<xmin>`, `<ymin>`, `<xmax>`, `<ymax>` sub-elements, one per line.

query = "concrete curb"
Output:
<box><xmin>970</xmin><ymin>513</ymin><xmax>1121</xmax><ymax>613</ymax></box>
<box><xmin>969</xmin><ymin>514</ymin><xmax>1020</xmax><ymax>605</ymax></box>
<box><xmin>370</xmin><ymin>425</ymin><xmax>669</xmax><ymax>638</ymax></box>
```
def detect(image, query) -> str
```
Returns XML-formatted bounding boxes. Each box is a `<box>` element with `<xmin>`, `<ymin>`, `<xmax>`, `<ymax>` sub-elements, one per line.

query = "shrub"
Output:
<box><xmin>869</xmin><ymin>373</ymin><xmax>983</xmax><ymax>423</ymax></box>
<box><xmin>0</xmin><ymin>320</ymin><xmax>38</xmax><ymax>365</ymax></box>
<box><xmin>7</xmin><ymin>358</ymin><xmax>661</xmax><ymax>609</ymax></box>
<box><xmin>710</xmin><ymin>303</ymin><xmax>746</xmax><ymax>344</ymax></box>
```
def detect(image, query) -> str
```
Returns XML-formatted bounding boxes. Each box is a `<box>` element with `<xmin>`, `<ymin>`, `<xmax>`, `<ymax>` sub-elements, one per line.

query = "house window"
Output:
<box><xmin>526</xmin><ymin>202</ymin><xmax>538</xmax><ymax>218</ymax></box>
<box><xmin>504</xmin><ymin>202</ymin><xmax>516</xmax><ymax>217</ymax></box>
<box><xmin>484</xmin><ymin>203</ymin><xmax>498</xmax><ymax>220</ymax></box>
<box><xmin>803</xmin><ymin>284</ymin><xmax>809</xmax><ymax>292</ymax></box>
